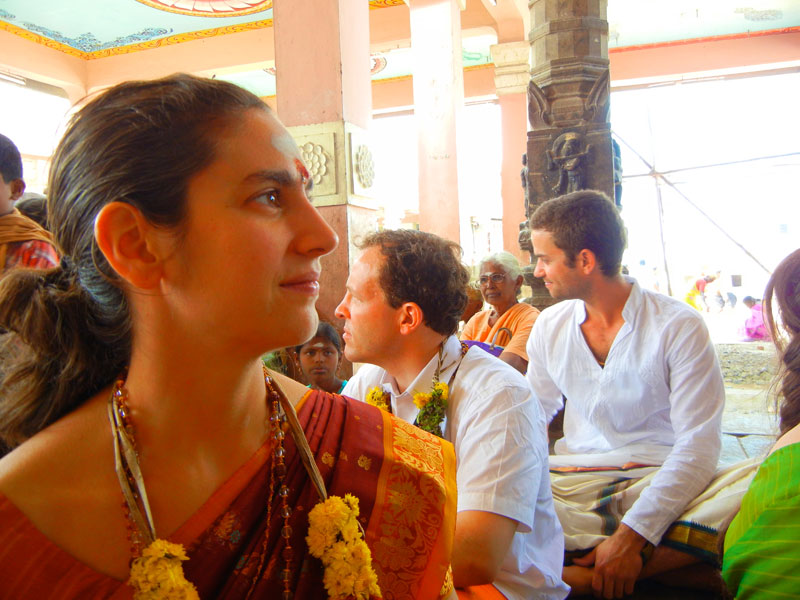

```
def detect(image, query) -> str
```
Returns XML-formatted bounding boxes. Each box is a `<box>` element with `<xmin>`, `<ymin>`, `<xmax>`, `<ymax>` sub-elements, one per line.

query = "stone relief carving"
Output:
<box><xmin>527</xmin><ymin>80</ymin><xmax>552</xmax><ymax>129</ymax></box>
<box><xmin>527</xmin><ymin>70</ymin><xmax>610</xmax><ymax>129</ymax></box>
<box><xmin>583</xmin><ymin>70</ymin><xmax>610</xmax><ymax>125</ymax></box>
<box><xmin>355</xmin><ymin>144</ymin><xmax>375</xmax><ymax>189</ymax></box>
<box><xmin>300</xmin><ymin>142</ymin><xmax>329</xmax><ymax>186</ymax></box>
<box><xmin>547</xmin><ymin>131</ymin><xmax>592</xmax><ymax>195</ymax></box>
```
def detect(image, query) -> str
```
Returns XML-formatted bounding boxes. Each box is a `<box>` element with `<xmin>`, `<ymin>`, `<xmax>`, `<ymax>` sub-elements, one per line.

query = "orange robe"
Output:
<box><xmin>461</xmin><ymin>303</ymin><xmax>539</xmax><ymax>361</ymax></box>
<box><xmin>0</xmin><ymin>390</ymin><xmax>457</xmax><ymax>599</ymax></box>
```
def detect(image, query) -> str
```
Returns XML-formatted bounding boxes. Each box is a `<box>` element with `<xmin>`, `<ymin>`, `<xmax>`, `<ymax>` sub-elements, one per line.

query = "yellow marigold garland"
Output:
<box><xmin>412</xmin><ymin>381</ymin><xmax>448</xmax><ymax>437</ymax></box>
<box><xmin>127</xmin><ymin>539</ymin><xmax>200</xmax><ymax>600</ymax></box>
<box><xmin>366</xmin><ymin>386</ymin><xmax>391</xmax><ymax>412</ymax></box>
<box><xmin>307</xmin><ymin>494</ymin><xmax>382</xmax><ymax>600</ymax></box>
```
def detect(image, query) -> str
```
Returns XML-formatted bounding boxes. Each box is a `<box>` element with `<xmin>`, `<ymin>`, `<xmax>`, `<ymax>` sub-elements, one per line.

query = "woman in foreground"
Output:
<box><xmin>0</xmin><ymin>74</ymin><xmax>455</xmax><ymax>599</ymax></box>
<box><xmin>722</xmin><ymin>248</ymin><xmax>800</xmax><ymax>598</ymax></box>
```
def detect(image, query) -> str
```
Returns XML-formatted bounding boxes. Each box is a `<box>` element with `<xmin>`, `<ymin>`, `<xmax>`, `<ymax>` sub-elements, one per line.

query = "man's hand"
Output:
<box><xmin>572</xmin><ymin>524</ymin><xmax>647</xmax><ymax>599</ymax></box>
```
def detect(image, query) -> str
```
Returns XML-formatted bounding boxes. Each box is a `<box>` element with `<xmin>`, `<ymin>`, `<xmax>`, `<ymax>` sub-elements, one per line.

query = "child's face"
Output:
<box><xmin>0</xmin><ymin>176</ymin><xmax>24</xmax><ymax>214</ymax></box>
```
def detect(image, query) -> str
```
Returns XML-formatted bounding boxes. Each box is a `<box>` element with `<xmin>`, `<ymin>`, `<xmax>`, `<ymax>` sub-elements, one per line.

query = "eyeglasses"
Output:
<box><xmin>478</xmin><ymin>273</ymin><xmax>507</xmax><ymax>286</ymax></box>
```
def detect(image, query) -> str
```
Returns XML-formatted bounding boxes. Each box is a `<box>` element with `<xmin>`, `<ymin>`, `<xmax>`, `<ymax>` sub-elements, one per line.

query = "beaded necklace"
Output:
<box><xmin>108</xmin><ymin>367</ymin><xmax>380</xmax><ymax>600</ymax></box>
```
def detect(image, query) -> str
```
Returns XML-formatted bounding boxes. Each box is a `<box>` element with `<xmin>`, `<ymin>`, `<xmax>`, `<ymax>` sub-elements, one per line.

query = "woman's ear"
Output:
<box><xmin>94</xmin><ymin>202</ymin><xmax>165</xmax><ymax>290</ymax></box>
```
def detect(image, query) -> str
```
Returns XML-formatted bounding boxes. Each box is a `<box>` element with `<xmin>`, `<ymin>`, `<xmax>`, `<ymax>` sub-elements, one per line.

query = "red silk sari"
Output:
<box><xmin>0</xmin><ymin>390</ymin><xmax>457</xmax><ymax>599</ymax></box>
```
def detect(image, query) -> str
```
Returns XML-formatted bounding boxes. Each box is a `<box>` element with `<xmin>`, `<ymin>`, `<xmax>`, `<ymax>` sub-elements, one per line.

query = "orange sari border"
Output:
<box><xmin>457</xmin><ymin>583</ymin><xmax>508</xmax><ymax>600</ymax></box>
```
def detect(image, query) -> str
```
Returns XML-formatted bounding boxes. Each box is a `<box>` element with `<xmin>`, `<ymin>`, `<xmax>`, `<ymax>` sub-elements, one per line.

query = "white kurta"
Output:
<box><xmin>344</xmin><ymin>335</ymin><xmax>569</xmax><ymax>600</ymax></box>
<box><xmin>526</xmin><ymin>277</ymin><xmax>724</xmax><ymax>544</ymax></box>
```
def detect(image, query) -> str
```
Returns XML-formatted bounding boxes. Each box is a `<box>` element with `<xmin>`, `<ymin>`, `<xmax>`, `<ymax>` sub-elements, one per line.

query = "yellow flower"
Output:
<box><xmin>433</xmin><ymin>381</ymin><xmax>449</xmax><ymax>399</ymax></box>
<box><xmin>307</xmin><ymin>494</ymin><xmax>382</xmax><ymax>599</ymax></box>
<box><xmin>366</xmin><ymin>386</ymin><xmax>390</xmax><ymax>412</ymax></box>
<box><xmin>307</xmin><ymin>496</ymin><xmax>351</xmax><ymax>553</ymax></box>
<box><xmin>413</xmin><ymin>392</ymin><xmax>430</xmax><ymax>409</ymax></box>
<box><xmin>128</xmin><ymin>539</ymin><xmax>199</xmax><ymax>600</ymax></box>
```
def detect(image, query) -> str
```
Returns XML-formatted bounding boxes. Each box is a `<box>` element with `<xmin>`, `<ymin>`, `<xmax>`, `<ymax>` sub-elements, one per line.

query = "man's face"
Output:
<box><xmin>0</xmin><ymin>176</ymin><xmax>24</xmax><ymax>215</ymax></box>
<box><xmin>531</xmin><ymin>229</ymin><xmax>588</xmax><ymax>301</ymax></box>
<box><xmin>335</xmin><ymin>246</ymin><xmax>403</xmax><ymax>365</ymax></box>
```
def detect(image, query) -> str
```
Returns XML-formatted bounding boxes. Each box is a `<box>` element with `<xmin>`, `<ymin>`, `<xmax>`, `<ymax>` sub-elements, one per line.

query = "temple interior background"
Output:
<box><xmin>1</xmin><ymin>0</ymin><xmax>798</xmax><ymax>320</ymax></box>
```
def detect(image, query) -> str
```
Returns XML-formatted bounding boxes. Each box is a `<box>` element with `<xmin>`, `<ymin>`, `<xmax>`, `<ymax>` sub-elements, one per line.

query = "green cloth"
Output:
<box><xmin>723</xmin><ymin>443</ymin><xmax>800</xmax><ymax>598</ymax></box>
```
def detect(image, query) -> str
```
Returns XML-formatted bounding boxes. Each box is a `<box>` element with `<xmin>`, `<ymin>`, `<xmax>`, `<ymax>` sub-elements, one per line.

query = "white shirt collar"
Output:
<box><xmin>574</xmin><ymin>275</ymin><xmax>640</xmax><ymax>329</ymax></box>
<box><xmin>383</xmin><ymin>334</ymin><xmax>462</xmax><ymax>398</ymax></box>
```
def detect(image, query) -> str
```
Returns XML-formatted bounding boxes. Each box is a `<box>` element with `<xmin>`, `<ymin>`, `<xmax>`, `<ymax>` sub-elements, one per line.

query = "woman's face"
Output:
<box><xmin>298</xmin><ymin>336</ymin><xmax>341</xmax><ymax>387</ymax></box>
<box><xmin>478</xmin><ymin>261</ymin><xmax>519</xmax><ymax>311</ymax></box>
<box><xmin>159</xmin><ymin>108</ymin><xmax>338</xmax><ymax>358</ymax></box>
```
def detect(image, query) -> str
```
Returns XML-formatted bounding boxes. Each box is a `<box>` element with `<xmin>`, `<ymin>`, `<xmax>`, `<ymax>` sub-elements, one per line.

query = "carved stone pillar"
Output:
<box><xmin>523</xmin><ymin>0</ymin><xmax>614</xmax><ymax>309</ymax></box>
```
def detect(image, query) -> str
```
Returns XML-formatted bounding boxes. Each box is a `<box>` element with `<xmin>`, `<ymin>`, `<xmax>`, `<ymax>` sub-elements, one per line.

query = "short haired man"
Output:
<box><xmin>526</xmin><ymin>190</ymin><xmax>755</xmax><ymax>598</ymax></box>
<box><xmin>0</xmin><ymin>134</ymin><xmax>57</xmax><ymax>272</ymax></box>
<box><xmin>337</xmin><ymin>229</ymin><xmax>568</xmax><ymax>600</ymax></box>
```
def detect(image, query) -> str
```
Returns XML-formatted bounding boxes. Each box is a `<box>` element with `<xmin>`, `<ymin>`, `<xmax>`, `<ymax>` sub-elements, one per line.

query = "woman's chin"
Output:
<box><xmin>284</xmin><ymin>313</ymin><xmax>320</xmax><ymax>347</ymax></box>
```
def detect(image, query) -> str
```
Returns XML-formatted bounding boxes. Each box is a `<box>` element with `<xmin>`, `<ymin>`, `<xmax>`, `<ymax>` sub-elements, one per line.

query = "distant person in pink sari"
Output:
<box><xmin>741</xmin><ymin>296</ymin><xmax>770</xmax><ymax>341</ymax></box>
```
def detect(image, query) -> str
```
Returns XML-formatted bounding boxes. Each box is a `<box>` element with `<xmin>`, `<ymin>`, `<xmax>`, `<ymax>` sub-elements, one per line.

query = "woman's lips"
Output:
<box><xmin>280</xmin><ymin>271</ymin><xmax>320</xmax><ymax>295</ymax></box>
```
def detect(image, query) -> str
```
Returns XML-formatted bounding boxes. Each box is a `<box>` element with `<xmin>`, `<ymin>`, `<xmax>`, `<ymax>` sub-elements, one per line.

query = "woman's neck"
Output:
<box><xmin>317</xmin><ymin>376</ymin><xmax>343</xmax><ymax>394</ymax></box>
<box><xmin>124</xmin><ymin>344</ymin><xmax>268</xmax><ymax>453</ymax></box>
<box><xmin>490</xmin><ymin>298</ymin><xmax>518</xmax><ymax>318</ymax></box>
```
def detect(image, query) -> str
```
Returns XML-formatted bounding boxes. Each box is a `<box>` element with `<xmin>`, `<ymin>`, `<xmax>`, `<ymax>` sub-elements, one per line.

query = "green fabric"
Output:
<box><xmin>723</xmin><ymin>443</ymin><xmax>800</xmax><ymax>598</ymax></box>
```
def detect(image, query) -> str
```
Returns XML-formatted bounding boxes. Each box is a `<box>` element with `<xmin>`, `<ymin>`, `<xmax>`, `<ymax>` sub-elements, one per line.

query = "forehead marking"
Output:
<box><xmin>271</xmin><ymin>131</ymin><xmax>300</xmax><ymax>159</ymax></box>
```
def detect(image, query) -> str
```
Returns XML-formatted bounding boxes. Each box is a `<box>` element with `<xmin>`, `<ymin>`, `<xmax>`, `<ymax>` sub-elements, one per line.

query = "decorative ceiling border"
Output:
<box><xmin>373</xmin><ymin>62</ymin><xmax>494</xmax><ymax>85</ymax></box>
<box><xmin>609</xmin><ymin>25</ymin><xmax>800</xmax><ymax>53</ymax></box>
<box><xmin>134</xmin><ymin>0</ymin><xmax>272</xmax><ymax>17</ymax></box>
<box><xmin>0</xmin><ymin>18</ymin><xmax>273</xmax><ymax>59</ymax></box>
<box><xmin>369</xmin><ymin>0</ymin><xmax>406</xmax><ymax>7</ymax></box>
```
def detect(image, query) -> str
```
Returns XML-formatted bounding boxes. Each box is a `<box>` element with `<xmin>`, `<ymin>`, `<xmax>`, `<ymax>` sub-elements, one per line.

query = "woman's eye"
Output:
<box><xmin>253</xmin><ymin>190</ymin><xmax>279</xmax><ymax>206</ymax></box>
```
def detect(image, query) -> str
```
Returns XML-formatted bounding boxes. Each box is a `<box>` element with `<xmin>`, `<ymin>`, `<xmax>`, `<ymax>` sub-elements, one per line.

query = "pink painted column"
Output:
<box><xmin>273</xmin><ymin>0</ymin><xmax>370</xmax><ymax>129</ymax></box>
<box><xmin>491</xmin><ymin>41</ymin><xmax>531</xmax><ymax>264</ymax></box>
<box><xmin>409</xmin><ymin>0</ymin><xmax>463</xmax><ymax>244</ymax></box>
<box><xmin>273</xmin><ymin>0</ymin><xmax>376</xmax><ymax>346</ymax></box>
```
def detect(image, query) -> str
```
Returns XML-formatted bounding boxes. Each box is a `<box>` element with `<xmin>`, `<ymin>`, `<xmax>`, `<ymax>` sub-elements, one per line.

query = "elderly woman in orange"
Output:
<box><xmin>461</xmin><ymin>251</ymin><xmax>539</xmax><ymax>373</ymax></box>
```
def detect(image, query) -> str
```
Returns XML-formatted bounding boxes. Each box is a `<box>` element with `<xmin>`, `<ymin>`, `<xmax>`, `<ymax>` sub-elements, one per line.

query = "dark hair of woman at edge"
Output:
<box><xmin>0</xmin><ymin>75</ymin><xmax>265</xmax><ymax>448</ymax></box>
<box><xmin>763</xmin><ymin>247</ymin><xmax>800</xmax><ymax>436</ymax></box>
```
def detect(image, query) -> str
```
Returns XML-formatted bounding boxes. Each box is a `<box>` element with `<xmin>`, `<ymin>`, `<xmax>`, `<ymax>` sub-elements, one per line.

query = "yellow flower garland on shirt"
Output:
<box><xmin>366</xmin><ymin>386</ymin><xmax>391</xmax><ymax>412</ymax></box>
<box><xmin>413</xmin><ymin>381</ymin><xmax>448</xmax><ymax>438</ymax></box>
<box><xmin>307</xmin><ymin>494</ymin><xmax>382</xmax><ymax>600</ymax></box>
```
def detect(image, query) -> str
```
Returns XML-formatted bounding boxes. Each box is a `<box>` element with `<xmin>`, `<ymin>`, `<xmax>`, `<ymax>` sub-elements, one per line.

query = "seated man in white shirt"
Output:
<box><xmin>337</xmin><ymin>229</ymin><xmax>569</xmax><ymax>600</ymax></box>
<box><xmin>526</xmin><ymin>190</ymin><xmax>757</xmax><ymax>598</ymax></box>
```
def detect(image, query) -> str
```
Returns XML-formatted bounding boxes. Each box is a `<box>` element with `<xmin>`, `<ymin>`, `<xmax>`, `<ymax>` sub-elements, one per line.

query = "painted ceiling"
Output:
<box><xmin>0</xmin><ymin>0</ymin><xmax>797</xmax><ymax>97</ymax></box>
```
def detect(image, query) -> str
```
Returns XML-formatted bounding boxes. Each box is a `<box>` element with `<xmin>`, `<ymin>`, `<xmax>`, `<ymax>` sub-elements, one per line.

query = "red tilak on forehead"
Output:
<box><xmin>295</xmin><ymin>158</ymin><xmax>310</xmax><ymax>184</ymax></box>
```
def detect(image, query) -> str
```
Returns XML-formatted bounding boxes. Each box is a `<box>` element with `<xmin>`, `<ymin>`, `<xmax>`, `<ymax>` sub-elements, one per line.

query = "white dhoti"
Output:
<box><xmin>551</xmin><ymin>458</ymin><xmax>760</xmax><ymax>564</ymax></box>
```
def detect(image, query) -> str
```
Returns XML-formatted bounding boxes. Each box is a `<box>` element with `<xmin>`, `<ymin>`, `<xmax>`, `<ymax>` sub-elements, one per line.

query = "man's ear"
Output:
<box><xmin>9</xmin><ymin>179</ymin><xmax>25</xmax><ymax>202</ymax></box>
<box><xmin>576</xmin><ymin>249</ymin><xmax>597</xmax><ymax>274</ymax></box>
<box><xmin>94</xmin><ymin>202</ymin><xmax>165</xmax><ymax>290</ymax></box>
<box><xmin>398</xmin><ymin>301</ymin><xmax>425</xmax><ymax>336</ymax></box>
